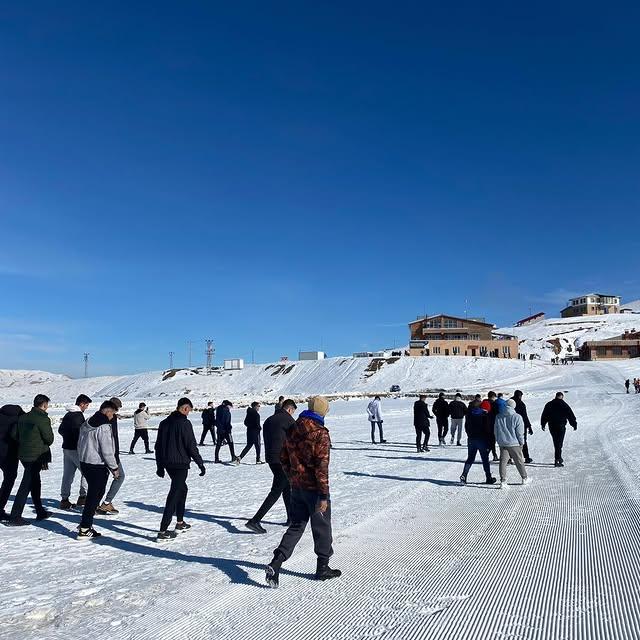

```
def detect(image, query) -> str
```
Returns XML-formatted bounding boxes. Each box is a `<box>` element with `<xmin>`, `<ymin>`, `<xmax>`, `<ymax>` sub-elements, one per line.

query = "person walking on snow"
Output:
<box><xmin>511</xmin><ymin>390</ymin><xmax>533</xmax><ymax>463</ymax></box>
<box><xmin>199</xmin><ymin>401</ymin><xmax>217</xmax><ymax>446</ymax></box>
<box><xmin>448</xmin><ymin>394</ymin><xmax>467</xmax><ymax>445</ymax></box>
<box><xmin>494</xmin><ymin>399</ymin><xmax>529</xmax><ymax>489</ymax></box>
<box><xmin>7</xmin><ymin>394</ymin><xmax>54</xmax><ymax>525</ymax></box>
<box><xmin>154</xmin><ymin>397</ymin><xmax>206</xmax><ymax>542</ymax></box>
<box><xmin>77</xmin><ymin>400</ymin><xmax>120</xmax><ymax>540</ymax></box>
<box><xmin>486</xmin><ymin>391</ymin><xmax>500</xmax><ymax>461</ymax></box>
<box><xmin>129</xmin><ymin>402</ymin><xmax>152</xmax><ymax>454</ymax></box>
<box><xmin>459</xmin><ymin>399</ymin><xmax>497</xmax><ymax>486</ymax></box>
<box><xmin>59</xmin><ymin>394</ymin><xmax>92</xmax><ymax>509</ymax></box>
<box><xmin>625</xmin><ymin>379</ymin><xmax>630</xmax><ymax>394</ymax></box>
<box><xmin>432</xmin><ymin>393</ymin><xmax>450</xmax><ymax>445</ymax></box>
<box><xmin>0</xmin><ymin>404</ymin><xmax>26</xmax><ymax>520</ymax></box>
<box><xmin>274</xmin><ymin>396</ymin><xmax>285</xmax><ymax>414</ymax></box>
<box><xmin>541</xmin><ymin>392</ymin><xmax>577</xmax><ymax>467</ymax></box>
<box><xmin>215</xmin><ymin>400</ymin><xmax>240</xmax><ymax>464</ymax></box>
<box><xmin>239</xmin><ymin>402</ymin><xmax>263</xmax><ymax>463</ymax></box>
<box><xmin>265</xmin><ymin>396</ymin><xmax>341</xmax><ymax>588</ymax></box>
<box><xmin>367</xmin><ymin>396</ymin><xmax>386</xmax><ymax>444</ymax></box>
<box><xmin>97</xmin><ymin>397</ymin><xmax>125</xmax><ymax>515</ymax></box>
<box><xmin>413</xmin><ymin>395</ymin><xmax>433</xmax><ymax>452</ymax></box>
<box><xmin>245</xmin><ymin>399</ymin><xmax>297</xmax><ymax>533</ymax></box>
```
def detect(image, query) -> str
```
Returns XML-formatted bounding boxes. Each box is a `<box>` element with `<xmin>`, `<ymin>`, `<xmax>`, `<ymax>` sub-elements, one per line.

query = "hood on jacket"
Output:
<box><xmin>0</xmin><ymin>404</ymin><xmax>26</xmax><ymax>418</ymax></box>
<box><xmin>499</xmin><ymin>404</ymin><xmax>516</xmax><ymax>416</ymax></box>
<box><xmin>65</xmin><ymin>405</ymin><xmax>83</xmax><ymax>414</ymax></box>
<box><xmin>87</xmin><ymin>411</ymin><xmax>110</xmax><ymax>428</ymax></box>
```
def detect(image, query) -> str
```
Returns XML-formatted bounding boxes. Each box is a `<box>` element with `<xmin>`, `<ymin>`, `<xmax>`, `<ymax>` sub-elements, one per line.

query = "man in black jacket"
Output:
<box><xmin>214</xmin><ymin>400</ymin><xmax>240</xmax><ymax>464</ymax></box>
<box><xmin>448</xmin><ymin>393</ymin><xmax>467</xmax><ymax>445</ymax></box>
<box><xmin>460</xmin><ymin>400</ymin><xmax>496</xmax><ymax>485</ymax></box>
<box><xmin>245</xmin><ymin>399</ymin><xmax>297</xmax><ymax>533</ymax></box>
<box><xmin>512</xmin><ymin>390</ymin><xmax>533</xmax><ymax>463</ymax></box>
<box><xmin>541</xmin><ymin>392</ymin><xmax>577</xmax><ymax>467</ymax></box>
<box><xmin>199</xmin><ymin>401</ymin><xmax>217</xmax><ymax>446</ymax></box>
<box><xmin>486</xmin><ymin>391</ymin><xmax>499</xmax><ymax>461</ymax></box>
<box><xmin>0</xmin><ymin>404</ymin><xmax>26</xmax><ymax>520</ymax></box>
<box><xmin>155</xmin><ymin>397</ymin><xmax>206</xmax><ymax>541</ymax></box>
<box><xmin>239</xmin><ymin>402</ymin><xmax>262</xmax><ymax>463</ymax></box>
<box><xmin>413</xmin><ymin>395</ymin><xmax>433</xmax><ymax>453</ymax></box>
<box><xmin>432</xmin><ymin>393</ymin><xmax>450</xmax><ymax>445</ymax></box>
<box><xmin>59</xmin><ymin>394</ymin><xmax>92</xmax><ymax>509</ymax></box>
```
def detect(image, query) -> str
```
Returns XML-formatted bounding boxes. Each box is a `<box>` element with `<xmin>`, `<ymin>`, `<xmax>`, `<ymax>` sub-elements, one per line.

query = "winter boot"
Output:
<box><xmin>315</xmin><ymin>559</ymin><xmax>342</xmax><ymax>581</ymax></box>
<box><xmin>266</xmin><ymin>551</ymin><xmax>285</xmax><ymax>588</ymax></box>
<box><xmin>485</xmin><ymin>476</ymin><xmax>497</xmax><ymax>485</ymax></box>
<box><xmin>524</xmin><ymin>457</ymin><xmax>533</xmax><ymax>464</ymax></box>
<box><xmin>60</xmin><ymin>499</ymin><xmax>75</xmax><ymax>510</ymax></box>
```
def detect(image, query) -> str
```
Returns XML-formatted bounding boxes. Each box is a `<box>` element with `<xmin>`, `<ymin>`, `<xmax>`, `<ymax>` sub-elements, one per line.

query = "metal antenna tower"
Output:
<box><xmin>169</xmin><ymin>351</ymin><xmax>175</xmax><ymax>368</ymax></box>
<box><xmin>83</xmin><ymin>353</ymin><xmax>89</xmax><ymax>378</ymax></box>
<box><xmin>205</xmin><ymin>339</ymin><xmax>214</xmax><ymax>375</ymax></box>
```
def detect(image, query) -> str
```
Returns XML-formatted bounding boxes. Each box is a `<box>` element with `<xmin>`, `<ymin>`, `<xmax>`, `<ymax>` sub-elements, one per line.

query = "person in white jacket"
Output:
<box><xmin>129</xmin><ymin>402</ymin><xmax>151</xmax><ymax>454</ymax></box>
<box><xmin>367</xmin><ymin>397</ymin><xmax>386</xmax><ymax>444</ymax></box>
<box><xmin>494</xmin><ymin>399</ymin><xmax>529</xmax><ymax>489</ymax></box>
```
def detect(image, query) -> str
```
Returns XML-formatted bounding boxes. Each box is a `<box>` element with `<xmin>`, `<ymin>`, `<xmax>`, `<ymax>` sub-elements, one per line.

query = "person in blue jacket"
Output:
<box><xmin>214</xmin><ymin>400</ymin><xmax>240</xmax><ymax>465</ymax></box>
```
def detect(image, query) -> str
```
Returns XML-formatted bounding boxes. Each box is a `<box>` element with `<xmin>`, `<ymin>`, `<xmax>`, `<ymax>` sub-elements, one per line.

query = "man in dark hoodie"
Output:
<box><xmin>413</xmin><ymin>395</ymin><xmax>433</xmax><ymax>453</ymax></box>
<box><xmin>214</xmin><ymin>400</ymin><xmax>240</xmax><ymax>464</ymax></box>
<box><xmin>432</xmin><ymin>393</ymin><xmax>450</xmax><ymax>445</ymax></box>
<box><xmin>8</xmin><ymin>394</ymin><xmax>54</xmax><ymax>525</ymax></box>
<box><xmin>448</xmin><ymin>393</ymin><xmax>467</xmax><ymax>446</ymax></box>
<box><xmin>199</xmin><ymin>401</ymin><xmax>217</xmax><ymax>446</ymax></box>
<box><xmin>541</xmin><ymin>392</ymin><xmax>577</xmax><ymax>467</ymax></box>
<box><xmin>265</xmin><ymin>396</ymin><xmax>341</xmax><ymax>588</ymax></box>
<box><xmin>459</xmin><ymin>399</ymin><xmax>497</xmax><ymax>485</ymax></box>
<box><xmin>154</xmin><ymin>397</ymin><xmax>206</xmax><ymax>541</ymax></box>
<box><xmin>97</xmin><ymin>397</ymin><xmax>125</xmax><ymax>515</ymax></box>
<box><xmin>511</xmin><ymin>390</ymin><xmax>533</xmax><ymax>463</ymax></box>
<box><xmin>59</xmin><ymin>394</ymin><xmax>92</xmax><ymax>509</ymax></box>
<box><xmin>486</xmin><ymin>391</ymin><xmax>499</xmax><ymax>461</ymax></box>
<box><xmin>239</xmin><ymin>402</ymin><xmax>263</xmax><ymax>464</ymax></box>
<box><xmin>245</xmin><ymin>399</ymin><xmax>297</xmax><ymax>533</ymax></box>
<box><xmin>0</xmin><ymin>404</ymin><xmax>26</xmax><ymax>520</ymax></box>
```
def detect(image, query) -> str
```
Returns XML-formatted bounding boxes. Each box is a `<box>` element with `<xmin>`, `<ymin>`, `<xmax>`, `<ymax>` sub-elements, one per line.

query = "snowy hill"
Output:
<box><xmin>498</xmin><ymin>312</ymin><xmax>640</xmax><ymax>361</ymax></box>
<box><xmin>0</xmin><ymin>369</ymin><xmax>71</xmax><ymax>388</ymax></box>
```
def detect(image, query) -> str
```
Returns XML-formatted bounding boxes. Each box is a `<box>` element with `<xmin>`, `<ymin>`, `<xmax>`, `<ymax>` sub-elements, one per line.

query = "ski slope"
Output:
<box><xmin>2</xmin><ymin>359</ymin><xmax>640</xmax><ymax>639</ymax></box>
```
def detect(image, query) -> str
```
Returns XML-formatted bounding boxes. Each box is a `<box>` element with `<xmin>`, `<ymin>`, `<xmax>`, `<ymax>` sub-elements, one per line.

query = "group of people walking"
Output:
<box><xmin>625</xmin><ymin>379</ymin><xmax>640</xmax><ymax>394</ymax></box>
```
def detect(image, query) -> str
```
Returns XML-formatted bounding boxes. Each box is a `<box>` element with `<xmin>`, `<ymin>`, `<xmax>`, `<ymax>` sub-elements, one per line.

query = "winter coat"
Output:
<box><xmin>449</xmin><ymin>400</ymin><xmax>467</xmax><ymax>420</ymax></box>
<box><xmin>12</xmin><ymin>408</ymin><xmax>54</xmax><ymax>463</ymax></box>
<box><xmin>413</xmin><ymin>400</ymin><xmax>433</xmax><ymax>428</ymax></box>
<box><xmin>432</xmin><ymin>398</ymin><xmax>450</xmax><ymax>425</ymax></box>
<box><xmin>58</xmin><ymin>406</ymin><xmax>86</xmax><ymax>450</ymax></box>
<box><xmin>367</xmin><ymin>399</ymin><xmax>383</xmax><ymax>422</ymax></box>
<box><xmin>244</xmin><ymin>407</ymin><xmax>261</xmax><ymax>431</ymax></box>
<box><xmin>494</xmin><ymin>406</ymin><xmax>525</xmax><ymax>447</ymax></box>
<box><xmin>464</xmin><ymin>406</ymin><xmax>492</xmax><ymax>442</ymax></box>
<box><xmin>541</xmin><ymin>398</ymin><xmax>577</xmax><ymax>430</ymax></box>
<box><xmin>263</xmin><ymin>408</ymin><xmax>295</xmax><ymax>464</ymax></box>
<box><xmin>154</xmin><ymin>411</ymin><xmax>203</xmax><ymax>471</ymax></box>
<box><xmin>201</xmin><ymin>407</ymin><xmax>216</xmax><ymax>428</ymax></box>
<box><xmin>486</xmin><ymin>400</ymin><xmax>499</xmax><ymax>430</ymax></box>
<box><xmin>216</xmin><ymin>404</ymin><xmax>232</xmax><ymax>433</ymax></box>
<box><xmin>78</xmin><ymin>411</ymin><xmax>118</xmax><ymax>470</ymax></box>
<box><xmin>281</xmin><ymin>411</ymin><xmax>331</xmax><ymax>499</ymax></box>
<box><xmin>0</xmin><ymin>404</ymin><xmax>25</xmax><ymax>463</ymax></box>
<box><xmin>274</xmin><ymin>402</ymin><xmax>283</xmax><ymax>414</ymax></box>
<box><xmin>133</xmin><ymin>409</ymin><xmax>150</xmax><ymax>430</ymax></box>
<box><xmin>511</xmin><ymin>396</ymin><xmax>532</xmax><ymax>431</ymax></box>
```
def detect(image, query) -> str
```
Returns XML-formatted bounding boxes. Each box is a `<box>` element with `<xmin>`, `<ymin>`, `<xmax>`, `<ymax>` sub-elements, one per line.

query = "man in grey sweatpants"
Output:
<box><xmin>494</xmin><ymin>399</ymin><xmax>528</xmax><ymax>489</ymax></box>
<box><xmin>97</xmin><ymin>397</ymin><xmax>125</xmax><ymax>514</ymax></box>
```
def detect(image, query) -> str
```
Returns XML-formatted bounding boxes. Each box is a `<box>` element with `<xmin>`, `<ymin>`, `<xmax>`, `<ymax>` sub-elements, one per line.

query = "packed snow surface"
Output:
<box><xmin>2</xmin><ymin>357</ymin><xmax>640</xmax><ymax>639</ymax></box>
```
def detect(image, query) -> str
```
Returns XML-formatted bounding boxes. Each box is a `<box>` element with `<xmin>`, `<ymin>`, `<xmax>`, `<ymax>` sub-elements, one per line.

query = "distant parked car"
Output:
<box><xmin>390</xmin><ymin>385</ymin><xmax>401</xmax><ymax>392</ymax></box>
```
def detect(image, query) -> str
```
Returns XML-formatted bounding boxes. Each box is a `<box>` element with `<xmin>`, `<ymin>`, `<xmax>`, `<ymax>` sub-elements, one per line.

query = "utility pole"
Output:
<box><xmin>205</xmin><ymin>339</ymin><xmax>214</xmax><ymax>375</ymax></box>
<box><xmin>83</xmin><ymin>353</ymin><xmax>89</xmax><ymax>378</ymax></box>
<box><xmin>169</xmin><ymin>351</ymin><xmax>174</xmax><ymax>369</ymax></box>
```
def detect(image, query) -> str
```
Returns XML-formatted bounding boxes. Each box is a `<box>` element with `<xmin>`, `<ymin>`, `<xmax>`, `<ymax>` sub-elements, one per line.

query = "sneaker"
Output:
<box><xmin>380</xmin><ymin>439</ymin><xmax>387</xmax><ymax>444</ymax></box>
<box><xmin>76</xmin><ymin>527</ymin><xmax>102</xmax><ymax>541</ymax></box>
<box><xmin>76</xmin><ymin>496</ymin><xmax>87</xmax><ymax>507</ymax></box>
<box><xmin>36</xmin><ymin>510</ymin><xmax>52</xmax><ymax>521</ymax></box>
<box><xmin>499</xmin><ymin>481</ymin><xmax>510</xmax><ymax>490</ymax></box>
<box><xmin>456</xmin><ymin>442</ymin><xmax>462</xmax><ymax>446</ymax></box>
<box><xmin>6</xmin><ymin>517</ymin><xmax>31</xmax><ymax>526</ymax></box>
<box><xmin>214</xmin><ymin>460</ymin><xmax>222</xmax><ymax>464</ymax></box>
<box><xmin>492</xmin><ymin>455</ymin><xmax>499</xmax><ymax>462</ymax></box>
<box><xmin>232</xmin><ymin>457</ymin><xmax>241</xmax><ymax>466</ymax></box>
<box><xmin>97</xmin><ymin>503</ymin><xmax>119</xmax><ymax>515</ymax></box>
<box><xmin>265</xmin><ymin>564</ymin><xmax>280</xmax><ymax>588</ymax></box>
<box><xmin>129</xmin><ymin>450</ymin><xmax>136</xmax><ymax>455</ymax></box>
<box><xmin>156</xmin><ymin>530</ymin><xmax>178</xmax><ymax>542</ymax></box>
<box><xmin>175</xmin><ymin>521</ymin><xmax>192</xmax><ymax>532</ymax></box>
<box><xmin>524</xmin><ymin>458</ymin><xmax>533</xmax><ymax>464</ymax></box>
<box><xmin>424</xmin><ymin>446</ymin><xmax>430</xmax><ymax>452</ymax></box>
<box><xmin>256</xmin><ymin>460</ymin><xmax>265</xmax><ymax>465</ymax></box>
<box><xmin>485</xmin><ymin>477</ymin><xmax>497</xmax><ymax>485</ymax></box>
<box><xmin>522</xmin><ymin>477</ymin><xmax>531</xmax><ymax>485</ymax></box>
<box><xmin>60</xmin><ymin>499</ymin><xmax>75</xmax><ymax>510</ymax></box>
<box><xmin>245</xmin><ymin>520</ymin><xmax>267</xmax><ymax>534</ymax></box>
<box><xmin>145</xmin><ymin>450</ymin><xmax>152</xmax><ymax>454</ymax></box>
<box><xmin>459</xmin><ymin>475</ymin><xmax>467</xmax><ymax>484</ymax></box>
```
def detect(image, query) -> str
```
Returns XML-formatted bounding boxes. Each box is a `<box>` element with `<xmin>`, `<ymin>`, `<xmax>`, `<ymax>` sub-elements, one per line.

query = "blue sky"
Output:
<box><xmin>1</xmin><ymin>2</ymin><xmax>638</xmax><ymax>376</ymax></box>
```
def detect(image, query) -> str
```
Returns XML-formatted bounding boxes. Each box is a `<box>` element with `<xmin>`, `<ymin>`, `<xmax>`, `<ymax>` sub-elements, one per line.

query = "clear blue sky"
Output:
<box><xmin>1</xmin><ymin>2</ymin><xmax>638</xmax><ymax>376</ymax></box>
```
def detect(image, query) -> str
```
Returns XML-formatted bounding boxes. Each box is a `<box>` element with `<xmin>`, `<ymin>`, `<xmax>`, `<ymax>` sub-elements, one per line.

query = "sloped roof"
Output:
<box><xmin>408</xmin><ymin>314</ymin><xmax>494</xmax><ymax>328</ymax></box>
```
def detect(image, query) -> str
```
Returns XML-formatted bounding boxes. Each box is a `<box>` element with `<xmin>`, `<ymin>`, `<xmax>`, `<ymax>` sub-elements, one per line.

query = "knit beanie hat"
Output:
<box><xmin>507</xmin><ymin>398</ymin><xmax>516</xmax><ymax>408</ymax></box>
<box><xmin>308</xmin><ymin>396</ymin><xmax>330</xmax><ymax>417</ymax></box>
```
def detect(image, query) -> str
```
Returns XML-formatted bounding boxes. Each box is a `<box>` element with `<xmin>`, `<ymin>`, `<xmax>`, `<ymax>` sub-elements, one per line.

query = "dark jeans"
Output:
<box><xmin>275</xmin><ymin>488</ymin><xmax>333</xmax><ymax>562</ymax></box>
<box><xmin>160</xmin><ymin>467</ymin><xmax>189</xmax><ymax>531</ymax></box>
<box><xmin>251</xmin><ymin>463</ymin><xmax>291</xmax><ymax>523</ymax></box>
<box><xmin>80</xmin><ymin>463</ymin><xmax>109</xmax><ymax>529</ymax></box>
<box><xmin>200</xmin><ymin>425</ymin><xmax>216</xmax><ymax>445</ymax></box>
<box><xmin>414</xmin><ymin>425</ymin><xmax>430</xmax><ymax>450</ymax></box>
<box><xmin>549</xmin><ymin>425</ymin><xmax>566</xmax><ymax>463</ymax></box>
<box><xmin>462</xmin><ymin>438</ymin><xmax>492</xmax><ymax>479</ymax></box>
<box><xmin>239</xmin><ymin>429</ymin><xmax>261</xmax><ymax>461</ymax></box>
<box><xmin>130</xmin><ymin>429</ymin><xmax>150</xmax><ymax>452</ymax></box>
<box><xmin>215</xmin><ymin>432</ymin><xmax>236</xmax><ymax>461</ymax></box>
<box><xmin>437</xmin><ymin>419</ymin><xmax>449</xmax><ymax>441</ymax></box>
<box><xmin>10</xmin><ymin>458</ymin><xmax>45</xmax><ymax>519</ymax></box>
<box><xmin>370</xmin><ymin>421</ymin><xmax>384</xmax><ymax>442</ymax></box>
<box><xmin>523</xmin><ymin>430</ymin><xmax>531</xmax><ymax>460</ymax></box>
<box><xmin>0</xmin><ymin>455</ymin><xmax>19</xmax><ymax>513</ymax></box>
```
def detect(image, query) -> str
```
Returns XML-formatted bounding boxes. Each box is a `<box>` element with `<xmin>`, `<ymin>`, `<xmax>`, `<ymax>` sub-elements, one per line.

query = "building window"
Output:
<box><xmin>444</xmin><ymin>318</ymin><xmax>460</xmax><ymax>328</ymax></box>
<box><xmin>502</xmin><ymin>346</ymin><xmax>511</xmax><ymax>356</ymax></box>
<box><xmin>452</xmin><ymin>346</ymin><xmax>460</xmax><ymax>355</ymax></box>
<box><xmin>612</xmin><ymin>347</ymin><xmax>622</xmax><ymax>355</ymax></box>
<box><xmin>432</xmin><ymin>346</ymin><xmax>441</xmax><ymax>354</ymax></box>
<box><xmin>470</xmin><ymin>334</ymin><xmax>480</xmax><ymax>340</ymax></box>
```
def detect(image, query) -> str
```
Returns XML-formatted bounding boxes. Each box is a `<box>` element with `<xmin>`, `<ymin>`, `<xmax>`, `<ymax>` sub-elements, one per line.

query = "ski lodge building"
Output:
<box><xmin>560</xmin><ymin>293</ymin><xmax>621</xmax><ymax>318</ymax></box>
<box><xmin>579</xmin><ymin>330</ymin><xmax>640</xmax><ymax>360</ymax></box>
<box><xmin>408</xmin><ymin>314</ymin><xmax>518</xmax><ymax>359</ymax></box>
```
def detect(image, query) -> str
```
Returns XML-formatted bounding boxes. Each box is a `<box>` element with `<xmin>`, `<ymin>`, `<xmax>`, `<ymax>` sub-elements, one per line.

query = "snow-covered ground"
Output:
<box><xmin>2</xmin><ymin>358</ymin><xmax>640</xmax><ymax>639</ymax></box>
